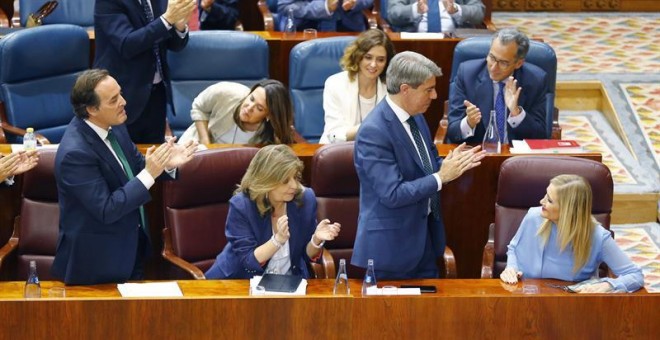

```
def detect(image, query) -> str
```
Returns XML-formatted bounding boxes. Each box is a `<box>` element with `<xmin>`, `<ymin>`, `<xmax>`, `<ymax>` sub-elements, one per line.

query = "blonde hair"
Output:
<box><xmin>537</xmin><ymin>174</ymin><xmax>598</xmax><ymax>273</ymax></box>
<box><xmin>236</xmin><ymin>145</ymin><xmax>304</xmax><ymax>216</ymax></box>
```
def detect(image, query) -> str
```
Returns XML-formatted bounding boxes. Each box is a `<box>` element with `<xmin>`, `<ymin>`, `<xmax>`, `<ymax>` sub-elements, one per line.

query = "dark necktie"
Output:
<box><xmin>407</xmin><ymin>117</ymin><xmax>440</xmax><ymax>219</ymax></box>
<box><xmin>427</xmin><ymin>0</ymin><xmax>441</xmax><ymax>33</ymax></box>
<box><xmin>107</xmin><ymin>129</ymin><xmax>148</xmax><ymax>236</ymax></box>
<box><xmin>495</xmin><ymin>82</ymin><xmax>506</xmax><ymax>142</ymax></box>
<box><xmin>141</xmin><ymin>0</ymin><xmax>164</xmax><ymax>80</ymax></box>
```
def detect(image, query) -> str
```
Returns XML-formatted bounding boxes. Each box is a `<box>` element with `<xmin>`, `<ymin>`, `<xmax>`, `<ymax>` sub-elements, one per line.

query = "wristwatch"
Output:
<box><xmin>452</xmin><ymin>3</ymin><xmax>459</xmax><ymax>13</ymax></box>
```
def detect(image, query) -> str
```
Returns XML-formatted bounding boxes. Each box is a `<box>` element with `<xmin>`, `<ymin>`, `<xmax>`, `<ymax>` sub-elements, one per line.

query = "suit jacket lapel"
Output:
<box><xmin>74</xmin><ymin>118</ymin><xmax>129</xmax><ymax>183</ymax></box>
<box><xmin>382</xmin><ymin>101</ymin><xmax>426</xmax><ymax>173</ymax></box>
<box><xmin>476</xmin><ymin>68</ymin><xmax>494</xmax><ymax>131</ymax></box>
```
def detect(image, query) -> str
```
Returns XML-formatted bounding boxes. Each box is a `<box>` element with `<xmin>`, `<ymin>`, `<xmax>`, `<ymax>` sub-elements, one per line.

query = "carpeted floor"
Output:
<box><xmin>493</xmin><ymin>12</ymin><xmax>659</xmax><ymax>292</ymax></box>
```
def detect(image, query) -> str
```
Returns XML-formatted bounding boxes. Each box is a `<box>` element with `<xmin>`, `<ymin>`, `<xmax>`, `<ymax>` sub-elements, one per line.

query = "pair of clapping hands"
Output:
<box><xmin>272</xmin><ymin>215</ymin><xmax>341</xmax><ymax>246</ymax></box>
<box><xmin>0</xmin><ymin>150</ymin><xmax>39</xmax><ymax>182</ymax></box>
<box><xmin>143</xmin><ymin>137</ymin><xmax>197</xmax><ymax>179</ymax></box>
<box><xmin>417</xmin><ymin>0</ymin><xmax>458</xmax><ymax>14</ymax></box>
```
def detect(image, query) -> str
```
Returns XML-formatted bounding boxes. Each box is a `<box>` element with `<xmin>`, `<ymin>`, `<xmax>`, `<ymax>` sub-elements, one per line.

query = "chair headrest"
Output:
<box><xmin>0</xmin><ymin>24</ymin><xmax>89</xmax><ymax>83</ymax></box>
<box><xmin>311</xmin><ymin>142</ymin><xmax>359</xmax><ymax>196</ymax></box>
<box><xmin>289</xmin><ymin>36</ymin><xmax>356</xmax><ymax>89</ymax></box>
<box><xmin>163</xmin><ymin>147</ymin><xmax>259</xmax><ymax>208</ymax></box>
<box><xmin>497</xmin><ymin>156</ymin><xmax>613</xmax><ymax>213</ymax></box>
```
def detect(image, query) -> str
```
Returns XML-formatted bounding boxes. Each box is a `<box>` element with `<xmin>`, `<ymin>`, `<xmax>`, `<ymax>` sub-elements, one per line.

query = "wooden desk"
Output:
<box><xmin>0</xmin><ymin>279</ymin><xmax>657</xmax><ymax>339</ymax></box>
<box><xmin>0</xmin><ymin>144</ymin><xmax>601</xmax><ymax>280</ymax></box>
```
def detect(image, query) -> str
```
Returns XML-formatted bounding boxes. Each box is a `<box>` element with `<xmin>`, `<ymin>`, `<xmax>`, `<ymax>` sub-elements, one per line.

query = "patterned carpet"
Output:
<box><xmin>493</xmin><ymin>13</ymin><xmax>660</xmax><ymax>187</ymax></box>
<box><xmin>622</xmin><ymin>83</ymin><xmax>660</xmax><ymax>169</ymax></box>
<box><xmin>493</xmin><ymin>13</ymin><xmax>659</xmax><ymax>292</ymax></box>
<box><xmin>612</xmin><ymin>225</ymin><xmax>660</xmax><ymax>293</ymax></box>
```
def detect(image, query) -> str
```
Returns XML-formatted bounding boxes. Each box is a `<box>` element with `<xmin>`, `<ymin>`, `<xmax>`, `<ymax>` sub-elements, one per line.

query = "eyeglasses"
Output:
<box><xmin>544</xmin><ymin>283</ymin><xmax>576</xmax><ymax>293</ymax></box>
<box><xmin>487</xmin><ymin>53</ymin><xmax>514</xmax><ymax>69</ymax></box>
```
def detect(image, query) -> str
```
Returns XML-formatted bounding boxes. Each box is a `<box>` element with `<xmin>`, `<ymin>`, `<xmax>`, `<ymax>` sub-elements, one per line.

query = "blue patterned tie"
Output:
<box><xmin>427</xmin><ymin>0</ymin><xmax>441</xmax><ymax>33</ymax></box>
<box><xmin>141</xmin><ymin>0</ymin><xmax>164</xmax><ymax>80</ymax></box>
<box><xmin>107</xmin><ymin>130</ymin><xmax>149</xmax><ymax>237</ymax></box>
<box><xmin>407</xmin><ymin>117</ymin><xmax>440</xmax><ymax>219</ymax></box>
<box><xmin>495</xmin><ymin>82</ymin><xmax>506</xmax><ymax>142</ymax></box>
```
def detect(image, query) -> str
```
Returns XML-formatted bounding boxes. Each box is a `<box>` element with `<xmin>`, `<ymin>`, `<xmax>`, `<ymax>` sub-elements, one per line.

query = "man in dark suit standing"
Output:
<box><xmin>446</xmin><ymin>27</ymin><xmax>549</xmax><ymax>144</ymax></box>
<box><xmin>352</xmin><ymin>51</ymin><xmax>485</xmax><ymax>279</ymax></box>
<box><xmin>94</xmin><ymin>0</ymin><xmax>195</xmax><ymax>143</ymax></box>
<box><xmin>51</xmin><ymin>69</ymin><xmax>196</xmax><ymax>285</ymax></box>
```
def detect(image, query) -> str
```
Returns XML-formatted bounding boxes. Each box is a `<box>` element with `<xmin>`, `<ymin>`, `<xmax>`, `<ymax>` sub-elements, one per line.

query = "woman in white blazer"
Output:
<box><xmin>320</xmin><ymin>29</ymin><xmax>396</xmax><ymax>144</ymax></box>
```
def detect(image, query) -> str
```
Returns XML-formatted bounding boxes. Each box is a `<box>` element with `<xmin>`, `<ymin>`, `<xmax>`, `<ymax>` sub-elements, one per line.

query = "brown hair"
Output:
<box><xmin>340</xmin><ymin>29</ymin><xmax>396</xmax><ymax>82</ymax></box>
<box><xmin>71</xmin><ymin>69</ymin><xmax>110</xmax><ymax>119</ymax></box>
<box><xmin>233</xmin><ymin>79</ymin><xmax>295</xmax><ymax>145</ymax></box>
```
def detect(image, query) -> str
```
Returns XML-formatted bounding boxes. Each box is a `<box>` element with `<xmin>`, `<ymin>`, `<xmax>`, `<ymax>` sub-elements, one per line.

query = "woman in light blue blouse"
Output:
<box><xmin>501</xmin><ymin>174</ymin><xmax>644</xmax><ymax>293</ymax></box>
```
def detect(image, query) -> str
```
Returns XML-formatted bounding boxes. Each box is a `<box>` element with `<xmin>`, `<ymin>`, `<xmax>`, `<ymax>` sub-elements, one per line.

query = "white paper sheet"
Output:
<box><xmin>117</xmin><ymin>281</ymin><xmax>184</xmax><ymax>297</ymax></box>
<box><xmin>400</xmin><ymin>32</ymin><xmax>445</xmax><ymax>40</ymax></box>
<box><xmin>10</xmin><ymin>144</ymin><xmax>59</xmax><ymax>153</ymax></box>
<box><xmin>364</xmin><ymin>286</ymin><xmax>421</xmax><ymax>296</ymax></box>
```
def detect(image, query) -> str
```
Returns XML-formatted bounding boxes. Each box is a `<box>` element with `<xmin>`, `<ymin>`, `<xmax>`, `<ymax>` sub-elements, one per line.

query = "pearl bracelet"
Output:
<box><xmin>310</xmin><ymin>236</ymin><xmax>325</xmax><ymax>249</ymax></box>
<box><xmin>270</xmin><ymin>235</ymin><xmax>283</xmax><ymax>248</ymax></box>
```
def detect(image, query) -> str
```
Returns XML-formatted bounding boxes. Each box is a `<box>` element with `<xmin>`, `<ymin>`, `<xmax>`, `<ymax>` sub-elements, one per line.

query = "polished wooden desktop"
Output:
<box><xmin>0</xmin><ymin>279</ymin><xmax>657</xmax><ymax>339</ymax></box>
<box><xmin>0</xmin><ymin>144</ymin><xmax>601</xmax><ymax>280</ymax></box>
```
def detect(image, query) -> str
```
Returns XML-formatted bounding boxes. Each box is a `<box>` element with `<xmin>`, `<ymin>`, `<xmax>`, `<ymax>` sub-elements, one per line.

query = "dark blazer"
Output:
<box><xmin>351</xmin><ymin>99</ymin><xmax>445</xmax><ymax>273</ymax></box>
<box><xmin>94</xmin><ymin>0</ymin><xmax>189</xmax><ymax>123</ymax></box>
<box><xmin>51</xmin><ymin>117</ymin><xmax>151</xmax><ymax>285</ymax></box>
<box><xmin>205</xmin><ymin>188</ymin><xmax>318</xmax><ymax>279</ymax></box>
<box><xmin>446</xmin><ymin>59</ymin><xmax>549</xmax><ymax>144</ymax></box>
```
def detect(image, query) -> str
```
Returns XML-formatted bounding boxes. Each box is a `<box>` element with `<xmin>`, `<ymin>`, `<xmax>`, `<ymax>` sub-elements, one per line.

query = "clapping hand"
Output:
<box><xmin>164</xmin><ymin>0</ymin><xmax>196</xmax><ymax>30</ymax></box>
<box><xmin>500</xmin><ymin>267</ymin><xmax>523</xmax><ymax>284</ymax></box>
<box><xmin>274</xmin><ymin>215</ymin><xmax>291</xmax><ymax>244</ymax></box>
<box><xmin>464</xmin><ymin>100</ymin><xmax>482</xmax><ymax>128</ymax></box>
<box><xmin>164</xmin><ymin>137</ymin><xmax>197</xmax><ymax>170</ymax></box>
<box><xmin>342</xmin><ymin>0</ymin><xmax>356</xmax><ymax>11</ymax></box>
<box><xmin>438</xmin><ymin>143</ymin><xmax>486</xmax><ymax>184</ymax></box>
<box><xmin>327</xmin><ymin>0</ymin><xmax>339</xmax><ymax>12</ymax></box>
<box><xmin>504</xmin><ymin>76</ymin><xmax>522</xmax><ymax>116</ymax></box>
<box><xmin>0</xmin><ymin>150</ymin><xmax>39</xmax><ymax>182</ymax></box>
<box><xmin>442</xmin><ymin>0</ymin><xmax>457</xmax><ymax>14</ymax></box>
<box><xmin>313</xmin><ymin>219</ymin><xmax>341</xmax><ymax>243</ymax></box>
<box><xmin>417</xmin><ymin>0</ymin><xmax>428</xmax><ymax>14</ymax></box>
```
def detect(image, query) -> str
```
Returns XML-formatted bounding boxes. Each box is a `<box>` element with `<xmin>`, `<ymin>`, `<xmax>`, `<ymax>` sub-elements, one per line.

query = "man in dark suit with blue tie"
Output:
<box><xmin>51</xmin><ymin>69</ymin><xmax>196</xmax><ymax>285</ymax></box>
<box><xmin>352</xmin><ymin>52</ymin><xmax>485</xmax><ymax>280</ymax></box>
<box><xmin>446</xmin><ymin>28</ymin><xmax>549</xmax><ymax>144</ymax></box>
<box><xmin>94</xmin><ymin>0</ymin><xmax>195</xmax><ymax>143</ymax></box>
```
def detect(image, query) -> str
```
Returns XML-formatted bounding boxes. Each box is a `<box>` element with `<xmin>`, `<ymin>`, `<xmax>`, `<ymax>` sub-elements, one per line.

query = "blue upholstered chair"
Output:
<box><xmin>0</xmin><ymin>24</ymin><xmax>89</xmax><ymax>144</ymax></box>
<box><xmin>19</xmin><ymin>0</ymin><xmax>94</xmax><ymax>27</ymax></box>
<box><xmin>166</xmin><ymin>31</ymin><xmax>269</xmax><ymax>139</ymax></box>
<box><xmin>437</xmin><ymin>36</ymin><xmax>559</xmax><ymax>142</ymax></box>
<box><xmin>289</xmin><ymin>36</ymin><xmax>355</xmax><ymax>142</ymax></box>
